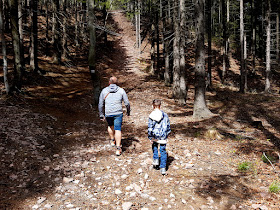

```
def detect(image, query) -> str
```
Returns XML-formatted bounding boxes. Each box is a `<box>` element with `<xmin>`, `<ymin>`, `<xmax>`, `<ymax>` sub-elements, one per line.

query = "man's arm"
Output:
<box><xmin>98</xmin><ymin>90</ymin><xmax>105</xmax><ymax>118</ymax></box>
<box><xmin>122</xmin><ymin>90</ymin><xmax>131</xmax><ymax>116</ymax></box>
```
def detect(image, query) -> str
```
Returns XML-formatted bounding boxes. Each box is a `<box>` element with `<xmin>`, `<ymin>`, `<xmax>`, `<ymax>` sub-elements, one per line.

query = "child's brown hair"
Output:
<box><xmin>153</xmin><ymin>99</ymin><xmax>161</xmax><ymax>107</ymax></box>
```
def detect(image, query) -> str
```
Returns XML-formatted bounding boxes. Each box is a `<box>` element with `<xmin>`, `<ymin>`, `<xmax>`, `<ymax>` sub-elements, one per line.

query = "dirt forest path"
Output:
<box><xmin>2</xmin><ymin>12</ymin><xmax>280</xmax><ymax>210</ymax></box>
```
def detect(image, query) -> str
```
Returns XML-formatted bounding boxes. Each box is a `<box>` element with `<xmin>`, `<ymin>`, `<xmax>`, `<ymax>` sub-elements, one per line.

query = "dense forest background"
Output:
<box><xmin>1</xmin><ymin>0</ymin><xmax>280</xmax><ymax>209</ymax></box>
<box><xmin>1</xmin><ymin>0</ymin><xmax>280</xmax><ymax>111</ymax></box>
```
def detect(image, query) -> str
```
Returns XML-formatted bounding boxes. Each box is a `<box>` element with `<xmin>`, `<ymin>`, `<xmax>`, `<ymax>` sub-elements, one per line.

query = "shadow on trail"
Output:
<box><xmin>195</xmin><ymin>175</ymin><xmax>256</xmax><ymax>208</ymax></box>
<box><xmin>122</xmin><ymin>136</ymin><xmax>140</xmax><ymax>153</ymax></box>
<box><xmin>0</xmin><ymin>12</ymin><xmax>138</xmax><ymax>209</ymax></box>
<box><xmin>208</xmin><ymin>88</ymin><xmax>280</xmax><ymax>152</ymax></box>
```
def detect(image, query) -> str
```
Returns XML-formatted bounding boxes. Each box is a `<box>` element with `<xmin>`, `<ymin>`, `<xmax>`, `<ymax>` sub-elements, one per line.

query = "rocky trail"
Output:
<box><xmin>1</xmin><ymin>12</ymin><xmax>280</xmax><ymax>210</ymax></box>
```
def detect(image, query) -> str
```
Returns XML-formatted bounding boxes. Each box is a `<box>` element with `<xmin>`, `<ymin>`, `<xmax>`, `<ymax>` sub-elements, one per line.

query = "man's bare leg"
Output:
<box><xmin>115</xmin><ymin>130</ymin><xmax>122</xmax><ymax>147</ymax></box>
<box><xmin>108</xmin><ymin>126</ymin><xmax>115</xmax><ymax>140</ymax></box>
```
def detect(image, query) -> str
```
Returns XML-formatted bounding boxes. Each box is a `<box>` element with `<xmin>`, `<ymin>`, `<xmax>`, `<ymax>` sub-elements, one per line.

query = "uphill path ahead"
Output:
<box><xmin>1</xmin><ymin>11</ymin><xmax>279</xmax><ymax>210</ymax></box>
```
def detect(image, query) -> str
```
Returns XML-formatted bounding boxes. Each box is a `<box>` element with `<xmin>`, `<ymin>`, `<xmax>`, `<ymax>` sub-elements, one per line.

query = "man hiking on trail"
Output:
<box><xmin>98</xmin><ymin>76</ymin><xmax>130</xmax><ymax>156</ymax></box>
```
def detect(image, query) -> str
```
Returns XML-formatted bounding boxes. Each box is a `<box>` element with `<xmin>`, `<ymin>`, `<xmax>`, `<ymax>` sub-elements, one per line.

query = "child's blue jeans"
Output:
<box><xmin>152</xmin><ymin>142</ymin><xmax>167</xmax><ymax>169</ymax></box>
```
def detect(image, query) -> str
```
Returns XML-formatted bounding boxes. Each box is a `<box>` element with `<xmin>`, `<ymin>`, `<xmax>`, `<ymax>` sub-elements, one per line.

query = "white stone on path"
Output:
<box><xmin>145</xmin><ymin>158</ymin><xmax>153</xmax><ymax>165</ymax></box>
<box><xmin>73</xmin><ymin>180</ymin><xmax>80</xmax><ymax>184</ymax></box>
<box><xmin>44</xmin><ymin>204</ymin><xmax>53</xmax><ymax>209</ymax></box>
<box><xmin>121</xmin><ymin>174</ymin><xmax>129</xmax><ymax>179</ymax></box>
<box><xmin>130</xmin><ymin>192</ymin><xmax>136</xmax><ymax>197</ymax></box>
<box><xmin>185</xmin><ymin>153</ymin><xmax>192</xmax><ymax>157</ymax></box>
<box><xmin>37</xmin><ymin>197</ymin><xmax>46</xmax><ymax>204</ymax></box>
<box><xmin>215</xmin><ymin>151</ymin><xmax>221</xmax><ymax>155</ymax></box>
<box><xmin>32</xmin><ymin>205</ymin><xmax>39</xmax><ymax>209</ymax></box>
<box><xmin>126</xmin><ymin>185</ymin><xmax>133</xmax><ymax>191</ymax></box>
<box><xmin>133</xmin><ymin>183</ymin><xmax>142</xmax><ymax>193</ymax></box>
<box><xmin>9</xmin><ymin>174</ymin><xmax>18</xmax><ymax>180</ymax></box>
<box><xmin>140</xmin><ymin>193</ymin><xmax>149</xmax><ymax>199</ymax></box>
<box><xmin>144</xmin><ymin>173</ymin><xmax>149</xmax><ymax>179</ymax></box>
<box><xmin>122</xmin><ymin>202</ymin><xmax>133</xmax><ymax>210</ymax></box>
<box><xmin>252</xmin><ymin>204</ymin><xmax>268</xmax><ymax>210</ymax></box>
<box><xmin>182</xmin><ymin>199</ymin><xmax>187</xmax><ymax>204</ymax></box>
<box><xmin>63</xmin><ymin>177</ymin><xmax>74</xmax><ymax>184</ymax></box>
<box><xmin>115</xmin><ymin>189</ymin><xmax>122</xmax><ymax>195</ymax></box>
<box><xmin>137</xmin><ymin>168</ymin><xmax>143</xmax><ymax>174</ymax></box>
<box><xmin>149</xmin><ymin>196</ymin><xmax>156</xmax><ymax>201</ymax></box>
<box><xmin>82</xmin><ymin>161</ymin><xmax>89</xmax><ymax>168</ymax></box>
<box><xmin>185</xmin><ymin>164</ymin><xmax>194</xmax><ymax>169</ymax></box>
<box><xmin>230</xmin><ymin>205</ymin><xmax>237</xmax><ymax>210</ymax></box>
<box><xmin>66</xmin><ymin>203</ymin><xmax>74</xmax><ymax>208</ymax></box>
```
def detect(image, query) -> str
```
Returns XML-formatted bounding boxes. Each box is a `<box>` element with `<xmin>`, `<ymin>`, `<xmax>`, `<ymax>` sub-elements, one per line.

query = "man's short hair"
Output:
<box><xmin>153</xmin><ymin>99</ymin><xmax>161</xmax><ymax>106</ymax></box>
<box><xmin>109</xmin><ymin>76</ymin><xmax>118</xmax><ymax>84</ymax></box>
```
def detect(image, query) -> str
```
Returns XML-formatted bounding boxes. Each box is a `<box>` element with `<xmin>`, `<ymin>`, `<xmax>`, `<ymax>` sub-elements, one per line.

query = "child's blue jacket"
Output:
<box><xmin>148</xmin><ymin>109</ymin><xmax>171</xmax><ymax>142</ymax></box>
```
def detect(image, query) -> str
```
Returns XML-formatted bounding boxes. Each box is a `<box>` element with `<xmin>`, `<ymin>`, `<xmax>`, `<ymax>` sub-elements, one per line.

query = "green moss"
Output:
<box><xmin>269</xmin><ymin>181</ymin><xmax>280</xmax><ymax>193</ymax></box>
<box><xmin>238</xmin><ymin>161</ymin><xmax>253</xmax><ymax>172</ymax></box>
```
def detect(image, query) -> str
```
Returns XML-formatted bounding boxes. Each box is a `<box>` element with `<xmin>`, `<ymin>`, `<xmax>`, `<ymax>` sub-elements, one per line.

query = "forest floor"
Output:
<box><xmin>1</xmin><ymin>12</ymin><xmax>280</xmax><ymax>210</ymax></box>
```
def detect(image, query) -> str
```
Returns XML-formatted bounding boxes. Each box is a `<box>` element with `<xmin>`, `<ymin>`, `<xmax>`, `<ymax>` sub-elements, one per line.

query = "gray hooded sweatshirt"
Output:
<box><xmin>98</xmin><ymin>84</ymin><xmax>130</xmax><ymax>118</ymax></box>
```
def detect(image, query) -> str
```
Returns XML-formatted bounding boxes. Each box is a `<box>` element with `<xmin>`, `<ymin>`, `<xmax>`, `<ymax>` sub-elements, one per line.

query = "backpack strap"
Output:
<box><xmin>104</xmin><ymin>92</ymin><xmax>110</xmax><ymax>101</ymax></box>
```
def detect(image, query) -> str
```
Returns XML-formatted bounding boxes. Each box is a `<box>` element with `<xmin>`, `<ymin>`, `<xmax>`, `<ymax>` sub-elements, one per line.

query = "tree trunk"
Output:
<box><xmin>193</xmin><ymin>0</ymin><xmax>213</xmax><ymax>119</ymax></box>
<box><xmin>276</xmin><ymin>12</ymin><xmax>279</xmax><ymax>66</ymax></box>
<box><xmin>102</xmin><ymin>3</ymin><xmax>107</xmax><ymax>45</ymax></box>
<box><xmin>4</xmin><ymin>0</ymin><xmax>9</xmax><ymax>31</ymax></box>
<box><xmin>51</xmin><ymin>4</ymin><xmax>55</xmax><ymax>44</ymax></box>
<box><xmin>62</xmin><ymin>0</ymin><xmax>68</xmax><ymax>60</ymax></box>
<box><xmin>178</xmin><ymin>0</ymin><xmax>187</xmax><ymax>104</ymax></box>
<box><xmin>221</xmin><ymin>0</ymin><xmax>226</xmax><ymax>83</ymax></box>
<box><xmin>150</xmin><ymin>23</ymin><xmax>155</xmax><ymax>75</ymax></box>
<box><xmin>156</xmin><ymin>10</ymin><xmax>160</xmax><ymax>74</ymax></box>
<box><xmin>74</xmin><ymin>0</ymin><xmax>79</xmax><ymax>46</ymax></box>
<box><xmin>30</xmin><ymin>0</ymin><xmax>39</xmax><ymax>72</ymax></box>
<box><xmin>45</xmin><ymin>0</ymin><xmax>50</xmax><ymax>56</ymax></box>
<box><xmin>88</xmin><ymin>0</ymin><xmax>100</xmax><ymax>105</ymax></box>
<box><xmin>0</xmin><ymin>0</ymin><xmax>9</xmax><ymax>93</ymax></box>
<box><xmin>252</xmin><ymin>0</ymin><xmax>256</xmax><ymax>74</ymax></box>
<box><xmin>53</xmin><ymin>0</ymin><xmax>62</xmax><ymax>64</ymax></box>
<box><xmin>265</xmin><ymin>0</ymin><xmax>271</xmax><ymax>93</ymax></box>
<box><xmin>10</xmin><ymin>0</ymin><xmax>24</xmax><ymax>91</ymax></box>
<box><xmin>163</xmin><ymin>0</ymin><xmax>171</xmax><ymax>86</ymax></box>
<box><xmin>226</xmin><ymin>0</ymin><xmax>229</xmax><ymax>54</ymax></box>
<box><xmin>135</xmin><ymin>0</ymin><xmax>141</xmax><ymax>54</ymax></box>
<box><xmin>172</xmin><ymin>0</ymin><xmax>181</xmax><ymax>101</ymax></box>
<box><xmin>240</xmin><ymin>0</ymin><xmax>247</xmax><ymax>93</ymax></box>
<box><xmin>18</xmin><ymin>0</ymin><xmax>23</xmax><ymax>41</ymax></box>
<box><xmin>207</xmin><ymin>0</ymin><xmax>212</xmax><ymax>89</ymax></box>
<box><xmin>81</xmin><ymin>2</ymin><xmax>87</xmax><ymax>43</ymax></box>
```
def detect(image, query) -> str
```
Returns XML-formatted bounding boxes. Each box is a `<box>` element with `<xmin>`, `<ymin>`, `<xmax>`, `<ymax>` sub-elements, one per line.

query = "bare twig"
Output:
<box><xmin>263</xmin><ymin>152</ymin><xmax>276</xmax><ymax>171</ymax></box>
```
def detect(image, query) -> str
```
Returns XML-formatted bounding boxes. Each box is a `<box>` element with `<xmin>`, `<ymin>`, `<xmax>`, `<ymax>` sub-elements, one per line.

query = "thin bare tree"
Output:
<box><xmin>193</xmin><ymin>0</ymin><xmax>213</xmax><ymax>119</ymax></box>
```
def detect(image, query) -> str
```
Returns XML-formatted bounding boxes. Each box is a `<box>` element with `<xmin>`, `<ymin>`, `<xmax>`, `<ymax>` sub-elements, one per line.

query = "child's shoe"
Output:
<box><xmin>116</xmin><ymin>146</ymin><xmax>122</xmax><ymax>156</ymax></box>
<box><xmin>160</xmin><ymin>168</ymin><xmax>166</xmax><ymax>175</ymax></box>
<box><xmin>153</xmin><ymin>159</ymin><xmax>159</xmax><ymax>166</ymax></box>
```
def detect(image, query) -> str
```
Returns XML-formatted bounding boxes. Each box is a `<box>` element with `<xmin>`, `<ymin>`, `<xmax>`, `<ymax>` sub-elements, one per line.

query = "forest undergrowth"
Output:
<box><xmin>1</xmin><ymin>11</ymin><xmax>280</xmax><ymax>209</ymax></box>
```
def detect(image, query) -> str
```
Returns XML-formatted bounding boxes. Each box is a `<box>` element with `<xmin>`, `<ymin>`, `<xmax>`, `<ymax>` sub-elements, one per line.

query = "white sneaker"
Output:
<box><xmin>153</xmin><ymin>159</ymin><xmax>159</xmax><ymax>166</ymax></box>
<box><xmin>116</xmin><ymin>146</ymin><xmax>122</xmax><ymax>156</ymax></box>
<box><xmin>110</xmin><ymin>139</ymin><xmax>116</xmax><ymax>147</ymax></box>
<box><xmin>160</xmin><ymin>168</ymin><xmax>166</xmax><ymax>175</ymax></box>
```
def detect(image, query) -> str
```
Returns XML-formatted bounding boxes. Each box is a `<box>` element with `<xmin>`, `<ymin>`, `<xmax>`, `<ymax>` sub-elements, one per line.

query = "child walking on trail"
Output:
<box><xmin>148</xmin><ymin>99</ymin><xmax>171</xmax><ymax>175</ymax></box>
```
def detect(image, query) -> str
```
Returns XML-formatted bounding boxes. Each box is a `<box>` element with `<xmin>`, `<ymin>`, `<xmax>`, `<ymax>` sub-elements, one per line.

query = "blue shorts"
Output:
<box><xmin>105</xmin><ymin>114</ymin><xmax>123</xmax><ymax>131</ymax></box>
